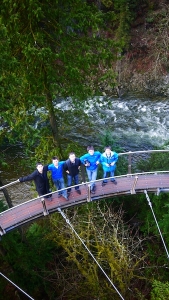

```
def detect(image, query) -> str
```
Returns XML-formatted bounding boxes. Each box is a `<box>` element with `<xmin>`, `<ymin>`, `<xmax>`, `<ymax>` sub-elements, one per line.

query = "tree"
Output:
<box><xmin>48</xmin><ymin>202</ymin><xmax>148</xmax><ymax>299</ymax></box>
<box><xmin>0</xmin><ymin>0</ymin><xmax>131</xmax><ymax>158</ymax></box>
<box><xmin>1</xmin><ymin>0</ymin><xmax>120</xmax><ymax>152</ymax></box>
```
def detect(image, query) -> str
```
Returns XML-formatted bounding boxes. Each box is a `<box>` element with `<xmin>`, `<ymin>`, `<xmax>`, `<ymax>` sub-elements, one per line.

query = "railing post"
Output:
<box><xmin>87</xmin><ymin>184</ymin><xmax>91</xmax><ymax>202</ymax></box>
<box><xmin>130</xmin><ymin>176</ymin><xmax>138</xmax><ymax>194</ymax></box>
<box><xmin>0</xmin><ymin>226</ymin><xmax>6</xmax><ymax>236</ymax></box>
<box><xmin>41</xmin><ymin>198</ymin><xmax>49</xmax><ymax>216</ymax></box>
<box><xmin>128</xmin><ymin>151</ymin><xmax>132</xmax><ymax>174</ymax></box>
<box><xmin>81</xmin><ymin>165</ymin><xmax>86</xmax><ymax>183</ymax></box>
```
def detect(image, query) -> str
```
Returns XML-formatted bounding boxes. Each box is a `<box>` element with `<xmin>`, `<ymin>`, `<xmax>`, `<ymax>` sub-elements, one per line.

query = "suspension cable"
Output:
<box><xmin>144</xmin><ymin>190</ymin><xmax>169</xmax><ymax>259</ymax></box>
<box><xmin>57</xmin><ymin>208</ymin><xmax>125</xmax><ymax>300</ymax></box>
<box><xmin>0</xmin><ymin>272</ymin><xmax>34</xmax><ymax>300</ymax></box>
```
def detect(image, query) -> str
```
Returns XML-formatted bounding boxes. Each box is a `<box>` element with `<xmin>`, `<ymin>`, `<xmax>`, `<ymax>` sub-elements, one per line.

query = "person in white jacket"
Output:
<box><xmin>100</xmin><ymin>146</ymin><xmax>118</xmax><ymax>186</ymax></box>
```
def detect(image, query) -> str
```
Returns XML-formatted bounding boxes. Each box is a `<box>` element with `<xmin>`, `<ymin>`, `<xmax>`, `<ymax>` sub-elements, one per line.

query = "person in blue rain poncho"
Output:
<box><xmin>100</xmin><ymin>146</ymin><xmax>118</xmax><ymax>186</ymax></box>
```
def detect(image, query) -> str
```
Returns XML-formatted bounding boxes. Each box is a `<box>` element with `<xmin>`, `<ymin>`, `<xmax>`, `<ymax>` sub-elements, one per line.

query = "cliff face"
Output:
<box><xmin>115</xmin><ymin>0</ymin><xmax>169</xmax><ymax>97</ymax></box>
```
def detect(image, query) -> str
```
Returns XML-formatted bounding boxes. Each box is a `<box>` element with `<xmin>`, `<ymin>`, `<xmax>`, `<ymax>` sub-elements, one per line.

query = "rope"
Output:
<box><xmin>144</xmin><ymin>190</ymin><xmax>169</xmax><ymax>259</ymax></box>
<box><xmin>0</xmin><ymin>272</ymin><xmax>34</xmax><ymax>300</ymax></box>
<box><xmin>57</xmin><ymin>208</ymin><xmax>125</xmax><ymax>300</ymax></box>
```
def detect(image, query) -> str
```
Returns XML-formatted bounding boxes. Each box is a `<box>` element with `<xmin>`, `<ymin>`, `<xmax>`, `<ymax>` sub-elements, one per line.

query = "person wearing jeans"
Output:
<box><xmin>80</xmin><ymin>145</ymin><xmax>101</xmax><ymax>194</ymax></box>
<box><xmin>100</xmin><ymin>146</ymin><xmax>118</xmax><ymax>186</ymax></box>
<box><xmin>86</xmin><ymin>168</ymin><xmax>98</xmax><ymax>191</ymax></box>
<box><xmin>67</xmin><ymin>174</ymin><xmax>79</xmax><ymax>192</ymax></box>
<box><xmin>53</xmin><ymin>177</ymin><xmax>66</xmax><ymax>197</ymax></box>
<box><xmin>48</xmin><ymin>157</ymin><xmax>68</xmax><ymax>200</ymax></box>
<box><xmin>64</xmin><ymin>152</ymin><xmax>81</xmax><ymax>195</ymax></box>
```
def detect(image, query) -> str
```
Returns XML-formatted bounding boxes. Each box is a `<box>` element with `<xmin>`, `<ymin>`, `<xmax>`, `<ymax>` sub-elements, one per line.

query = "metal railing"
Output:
<box><xmin>1</xmin><ymin>150</ymin><xmax>169</xmax><ymax>196</ymax></box>
<box><xmin>0</xmin><ymin>169</ymin><xmax>169</xmax><ymax>235</ymax></box>
<box><xmin>118</xmin><ymin>149</ymin><xmax>169</xmax><ymax>174</ymax></box>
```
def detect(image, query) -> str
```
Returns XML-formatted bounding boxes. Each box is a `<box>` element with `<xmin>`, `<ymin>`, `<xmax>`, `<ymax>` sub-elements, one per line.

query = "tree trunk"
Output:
<box><xmin>46</xmin><ymin>91</ymin><xmax>63</xmax><ymax>157</ymax></box>
<box><xmin>44</xmin><ymin>72</ymin><xmax>63</xmax><ymax>157</ymax></box>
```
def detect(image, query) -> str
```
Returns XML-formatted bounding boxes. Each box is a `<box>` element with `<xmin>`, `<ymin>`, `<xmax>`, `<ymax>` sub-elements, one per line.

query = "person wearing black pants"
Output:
<box><xmin>64</xmin><ymin>152</ymin><xmax>81</xmax><ymax>195</ymax></box>
<box><xmin>19</xmin><ymin>162</ymin><xmax>51</xmax><ymax>199</ymax></box>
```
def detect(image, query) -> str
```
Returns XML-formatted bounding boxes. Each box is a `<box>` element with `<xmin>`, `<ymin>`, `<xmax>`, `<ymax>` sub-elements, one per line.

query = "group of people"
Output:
<box><xmin>18</xmin><ymin>145</ymin><xmax>118</xmax><ymax>201</ymax></box>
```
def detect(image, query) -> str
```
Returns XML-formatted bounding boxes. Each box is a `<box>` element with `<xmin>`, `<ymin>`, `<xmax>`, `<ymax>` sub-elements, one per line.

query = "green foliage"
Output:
<box><xmin>0</xmin><ymin>219</ymin><xmax>57</xmax><ymax>298</ymax></box>
<box><xmin>134</xmin><ymin>148</ymin><xmax>169</xmax><ymax>251</ymax></box>
<box><xmin>0</xmin><ymin>198</ymin><xmax>8</xmax><ymax>212</ymax></box>
<box><xmin>0</xmin><ymin>0</ymin><xmax>135</xmax><ymax>157</ymax></box>
<box><xmin>101</xmin><ymin>0</ymin><xmax>138</xmax><ymax>49</ymax></box>
<box><xmin>151</xmin><ymin>280</ymin><xmax>169</xmax><ymax>300</ymax></box>
<box><xmin>137</xmin><ymin>149</ymin><xmax>169</xmax><ymax>172</ymax></box>
<box><xmin>48</xmin><ymin>202</ymin><xmax>148</xmax><ymax>299</ymax></box>
<box><xmin>115</xmin><ymin>149</ymin><xmax>169</xmax><ymax>281</ymax></box>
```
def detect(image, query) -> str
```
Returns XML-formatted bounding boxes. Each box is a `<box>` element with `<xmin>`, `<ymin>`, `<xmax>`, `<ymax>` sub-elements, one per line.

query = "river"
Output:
<box><xmin>82</xmin><ymin>94</ymin><xmax>169</xmax><ymax>151</ymax></box>
<box><xmin>1</xmin><ymin>94</ymin><xmax>169</xmax><ymax>205</ymax></box>
<box><xmin>55</xmin><ymin>94</ymin><xmax>169</xmax><ymax>151</ymax></box>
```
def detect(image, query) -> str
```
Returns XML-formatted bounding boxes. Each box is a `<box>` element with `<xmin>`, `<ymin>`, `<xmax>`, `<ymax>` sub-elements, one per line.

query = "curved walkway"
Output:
<box><xmin>0</xmin><ymin>171</ymin><xmax>169</xmax><ymax>235</ymax></box>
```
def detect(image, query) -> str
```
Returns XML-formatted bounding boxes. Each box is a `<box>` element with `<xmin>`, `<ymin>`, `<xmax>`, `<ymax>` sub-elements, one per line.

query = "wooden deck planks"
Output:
<box><xmin>1</xmin><ymin>173</ymin><xmax>169</xmax><ymax>234</ymax></box>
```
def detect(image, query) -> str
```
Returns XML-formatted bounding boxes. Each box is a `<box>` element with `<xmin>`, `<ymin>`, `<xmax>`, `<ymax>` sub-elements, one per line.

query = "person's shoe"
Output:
<box><xmin>91</xmin><ymin>188</ymin><xmax>95</xmax><ymax>194</ymax></box>
<box><xmin>76</xmin><ymin>189</ymin><xmax>81</xmax><ymax>195</ymax></box>
<box><xmin>58</xmin><ymin>194</ymin><xmax>62</xmax><ymax>198</ymax></box>
<box><xmin>102</xmin><ymin>182</ymin><xmax>107</xmax><ymax>186</ymax></box>
<box><xmin>93</xmin><ymin>185</ymin><xmax>96</xmax><ymax>191</ymax></box>
<box><xmin>112</xmin><ymin>180</ymin><xmax>117</xmax><ymax>185</ymax></box>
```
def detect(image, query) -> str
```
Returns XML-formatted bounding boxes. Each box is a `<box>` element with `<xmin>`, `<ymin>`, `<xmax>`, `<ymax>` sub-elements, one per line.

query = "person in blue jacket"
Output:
<box><xmin>80</xmin><ymin>145</ymin><xmax>101</xmax><ymax>194</ymax></box>
<box><xmin>100</xmin><ymin>146</ymin><xmax>118</xmax><ymax>186</ymax></box>
<box><xmin>48</xmin><ymin>156</ymin><xmax>68</xmax><ymax>200</ymax></box>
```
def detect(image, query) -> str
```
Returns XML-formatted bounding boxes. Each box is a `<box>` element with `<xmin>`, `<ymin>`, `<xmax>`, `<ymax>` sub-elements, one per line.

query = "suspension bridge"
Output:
<box><xmin>0</xmin><ymin>149</ymin><xmax>169</xmax><ymax>235</ymax></box>
<box><xmin>1</xmin><ymin>149</ymin><xmax>169</xmax><ymax>300</ymax></box>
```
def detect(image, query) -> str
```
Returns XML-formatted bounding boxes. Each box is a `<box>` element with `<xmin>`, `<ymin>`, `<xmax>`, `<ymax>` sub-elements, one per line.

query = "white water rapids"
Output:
<box><xmin>98</xmin><ymin>95</ymin><xmax>169</xmax><ymax>150</ymax></box>
<box><xmin>58</xmin><ymin>94</ymin><xmax>169</xmax><ymax>151</ymax></box>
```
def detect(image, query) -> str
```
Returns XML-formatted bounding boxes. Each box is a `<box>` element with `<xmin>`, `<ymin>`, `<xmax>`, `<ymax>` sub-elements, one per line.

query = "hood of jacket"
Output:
<box><xmin>102</xmin><ymin>151</ymin><xmax>115</xmax><ymax>158</ymax></box>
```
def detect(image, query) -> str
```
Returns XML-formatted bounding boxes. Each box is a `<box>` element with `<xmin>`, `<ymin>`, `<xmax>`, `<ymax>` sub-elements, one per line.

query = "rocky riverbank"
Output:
<box><xmin>103</xmin><ymin>0</ymin><xmax>169</xmax><ymax>98</ymax></box>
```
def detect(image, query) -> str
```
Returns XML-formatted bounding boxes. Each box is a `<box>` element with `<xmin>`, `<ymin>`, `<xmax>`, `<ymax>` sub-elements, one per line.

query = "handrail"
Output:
<box><xmin>0</xmin><ymin>171</ymin><xmax>169</xmax><ymax>236</ymax></box>
<box><xmin>1</xmin><ymin>170</ymin><xmax>169</xmax><ymax>214</ymax></box>
<box><xmin>117</xmin><ymin>149</ymin><xmax>169</xmax><ymax>174</ymax></box>
<box><xmin>0</xmin><ymin>180</ymin><xmax>19</xmax><ymax>191</ymax></box>
<box><xmin>118</xmin><ymin>149</ymin><xmax>169</xmax><ymax>155</ymax></box>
